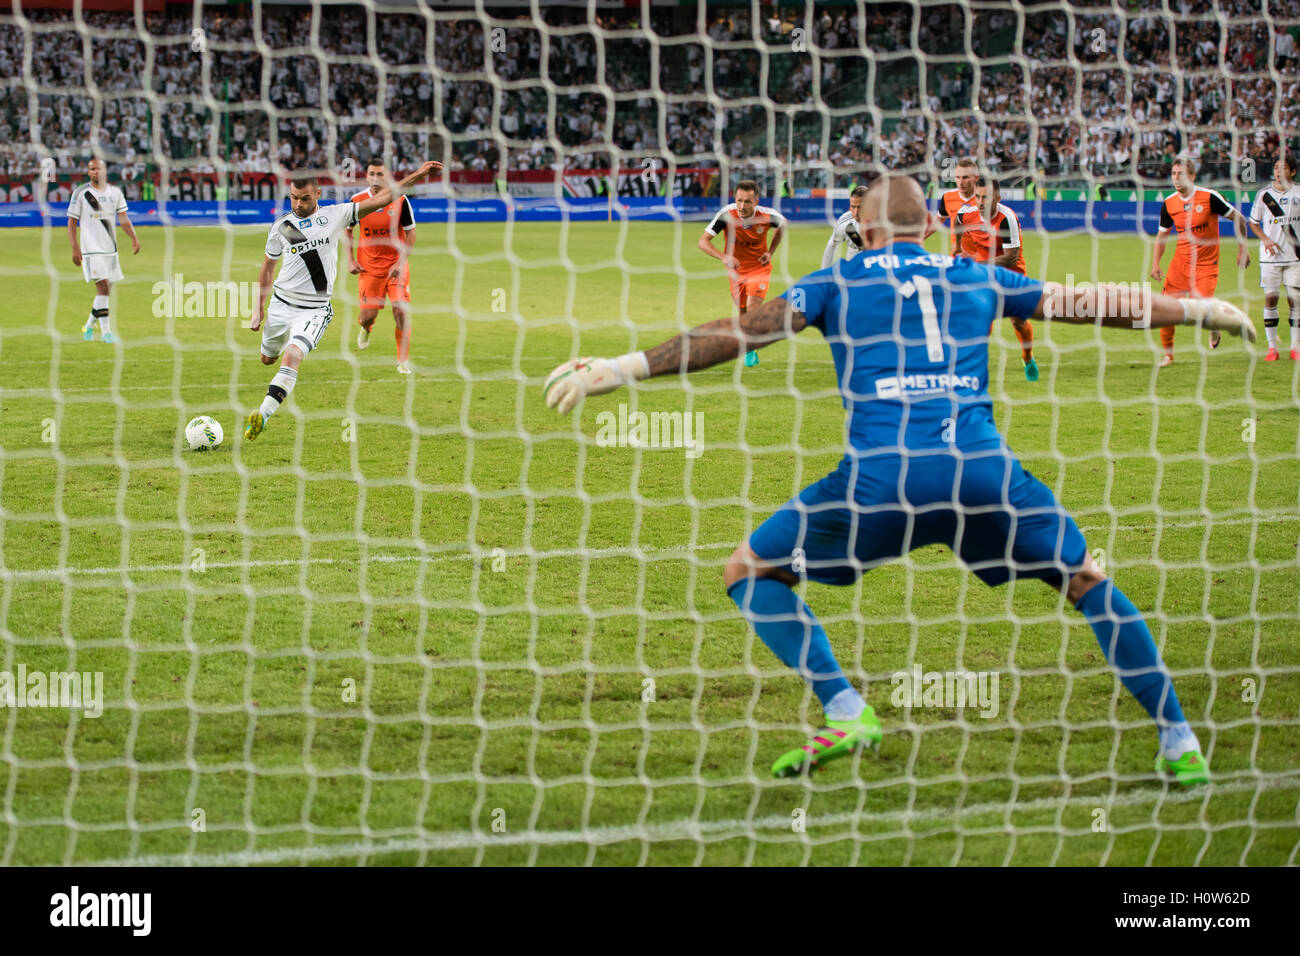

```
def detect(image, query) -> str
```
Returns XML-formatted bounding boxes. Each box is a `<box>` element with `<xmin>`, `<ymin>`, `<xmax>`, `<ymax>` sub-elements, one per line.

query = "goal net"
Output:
<box><xmin>0</xmin><ymin>0</ymin><xmax>1297</xmax><ymax>867</ymax></box>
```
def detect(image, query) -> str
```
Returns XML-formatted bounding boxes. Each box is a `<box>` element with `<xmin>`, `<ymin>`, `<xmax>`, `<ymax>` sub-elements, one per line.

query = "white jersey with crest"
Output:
<box><xmin>830</xmin><ymin>210</ymin><xmax>864</xmax><ymax>251</ymax></box>
<box><xmin>1248</xmin><ymin>183</ymin><xmax>1300</xmax><ymax>264</ymax></box>
<box><xmin>67</xmin><ymin>183</ymin><xmax>128</xmax><ymax>257</ymax></box>
<box><xmin>264</xmin><ymin>201</ymin><xmax>360</xmax><ymax>307</ymax></box>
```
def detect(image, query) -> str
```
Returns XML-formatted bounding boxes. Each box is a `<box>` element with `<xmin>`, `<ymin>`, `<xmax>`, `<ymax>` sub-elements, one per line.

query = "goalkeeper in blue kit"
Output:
<box><xmin>545</xmin><ymin>175</ymin><xmax>1254</xmax><ymax>784</ymax></box>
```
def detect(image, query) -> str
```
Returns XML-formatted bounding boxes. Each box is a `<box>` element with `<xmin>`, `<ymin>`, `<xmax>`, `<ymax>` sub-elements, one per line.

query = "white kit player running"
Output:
<box><xmin>67</xmin><ymin>158</ymin><xmax>140</xmax><ymax>344</ymax></box>
<box><xmin>1248</xmin><ymin>156</ymin><xmax>1300</xmax><ymax>361</ymax></box>
<box><xmin>820</xmin><ymin>185</ymin><xmax>868</xmax><ymax>268</ymax></box>
<box><xmin>245</xmin><ymin>161</ymin><xmax>440</xmax><ymax>441</ymax></box>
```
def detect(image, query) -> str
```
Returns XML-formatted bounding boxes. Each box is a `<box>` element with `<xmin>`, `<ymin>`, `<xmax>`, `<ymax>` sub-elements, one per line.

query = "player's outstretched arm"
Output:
<box><xmin>544</xmin><ymin>297</ymin><xmax>808</xmax><ymax>415</ymax></box>
<box><xmin>356</xmin><ymin>161</ymin><xmax>442</xmax><ymax>218</ymax></box>
<box><xmin>1034</xmin><ymin>282</ymin><xmax>1255</xmax><ymax>342</ymax></box>
<box><xmin>644</xmin><ymin>295</ymin><xmax>806</xmax><ymax>374</ymax></box>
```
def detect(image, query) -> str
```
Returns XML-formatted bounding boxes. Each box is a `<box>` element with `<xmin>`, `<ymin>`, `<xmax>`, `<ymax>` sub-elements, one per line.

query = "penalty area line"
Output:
<box><xmin>83</xmin><ymin>774</ymin><xmax>1299</xmax><ymax>867</ymax></box>
<box><xmin>4</xmin><ymin>515</ymin><xmax>1296</xmax><ymax>582</ymax></box>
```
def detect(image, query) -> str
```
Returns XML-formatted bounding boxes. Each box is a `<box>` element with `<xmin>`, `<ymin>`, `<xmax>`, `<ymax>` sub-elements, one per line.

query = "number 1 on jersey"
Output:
<box><xmin>900</xmin><ymin>275</ymin><xmax>944</xmax><ymax>363</ymax></box>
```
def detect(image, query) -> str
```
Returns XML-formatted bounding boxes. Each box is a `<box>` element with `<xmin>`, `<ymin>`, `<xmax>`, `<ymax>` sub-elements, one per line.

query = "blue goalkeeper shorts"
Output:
<box><xmin>748</xmin><ymin>449</ymin><xmax>1088</xmax><ymax>589</ymax></box>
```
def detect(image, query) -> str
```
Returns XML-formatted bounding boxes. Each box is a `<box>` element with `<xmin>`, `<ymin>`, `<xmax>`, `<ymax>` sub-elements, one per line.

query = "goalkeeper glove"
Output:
<box><xmin>544</xmin><ymin>352</ymin><xmax>650</xmax><ymax>415</ymax></box>
<box><xmin>1182</xmin><ymin>298</ymin><xmax>1256</xmax><ymax>344</ymax></box>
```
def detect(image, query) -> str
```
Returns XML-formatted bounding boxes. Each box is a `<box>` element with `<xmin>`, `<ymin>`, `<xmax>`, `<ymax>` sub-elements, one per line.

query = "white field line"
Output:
<box><xmin>4</xmin><ymin>514</ymin><xmax>1298</xmax><ymax>583</ymax></box>
<box><xmin>84</xmin><ymin>774</ymin><xmax>1300</xmax><ymax>867</ymax></box>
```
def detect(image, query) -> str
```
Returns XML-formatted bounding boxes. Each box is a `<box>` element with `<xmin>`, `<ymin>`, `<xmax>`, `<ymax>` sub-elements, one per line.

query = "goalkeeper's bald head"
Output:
<box><xmin>859</xmin><ymin>174</ymin><xmax>930</xmax><ymax>243</ymax></box>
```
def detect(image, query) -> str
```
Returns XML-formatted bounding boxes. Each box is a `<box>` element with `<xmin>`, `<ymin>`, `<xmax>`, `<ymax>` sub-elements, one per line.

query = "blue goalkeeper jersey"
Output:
<box><xmin>781</xmin><ymin>241</ymin><xmax>1043</xmax><ymax>456</ymax></box>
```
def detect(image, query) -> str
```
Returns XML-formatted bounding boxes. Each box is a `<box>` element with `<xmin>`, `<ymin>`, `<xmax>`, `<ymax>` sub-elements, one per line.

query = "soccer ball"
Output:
<box><xmin>543</xmin><ymin>357</ymin><xmax>596</xmax><ymax>402</ymax></box>
<box><xmin>185</xmin><ymin>415</ymin><xmax>224</xmax><ymax>451</ymax></box>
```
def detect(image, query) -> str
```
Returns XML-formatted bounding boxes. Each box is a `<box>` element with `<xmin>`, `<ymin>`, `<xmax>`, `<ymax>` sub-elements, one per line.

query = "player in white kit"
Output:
<box><xmin>245</xmin><ymin>161</ymin><xmax>440</xmax><ymax>441</ymax></box>
<box><xmin>1248</xmin><ymin>156</ymin><xmax>1300</xmax><ymax>361</ymax></box>
<box><xmin>820</xmin><ymin>185</ymin><xmax>867</xmax><ymax>268</ymax></box>
<box><xmin>67</xmin><ymin>158</ymin><xmax>141</xmax><ymax>344</ymax></box>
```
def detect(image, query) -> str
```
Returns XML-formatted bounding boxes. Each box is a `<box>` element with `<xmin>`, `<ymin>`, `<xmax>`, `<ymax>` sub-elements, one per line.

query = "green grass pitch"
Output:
<box><xmin>0</xmin><ymin>218</ymin><xmax>1297</xmax><ymax>866</ymax></box>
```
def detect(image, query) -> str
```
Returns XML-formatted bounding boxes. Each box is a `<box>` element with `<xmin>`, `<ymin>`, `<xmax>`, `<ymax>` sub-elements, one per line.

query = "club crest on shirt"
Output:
<box><xmin>1195</xmin><ymin>205</ymin><xmax>1203</xmax><ymax>213</ymax></box>
<box><xmin>316</xmin><ymin>216</ymin><xmax>328</xmax><ymax>226</ymax></box>
<box><xmin>755</xmin><ymin>225</ymin><xmax>765</xmax><ymax>234</ymax></box>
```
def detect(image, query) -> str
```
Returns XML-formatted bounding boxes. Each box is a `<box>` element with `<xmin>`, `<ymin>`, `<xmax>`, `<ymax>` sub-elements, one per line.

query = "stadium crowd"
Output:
<box><xmin>1</xmin><ymin>0</ymin><xmax>1299</xmax><ymax>194</ymax></box>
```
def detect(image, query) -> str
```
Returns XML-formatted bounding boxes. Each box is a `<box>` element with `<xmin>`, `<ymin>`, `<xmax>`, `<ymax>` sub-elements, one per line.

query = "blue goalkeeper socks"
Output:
<box><xmin>1075</xmin><ymin>579</ymin><xmax>1189</xmax><ymax>741</ymax></box>
<box><xmin>727</xmin><ymin>577</ymin><xmax>855</xmax><ymax>714</ymax></box>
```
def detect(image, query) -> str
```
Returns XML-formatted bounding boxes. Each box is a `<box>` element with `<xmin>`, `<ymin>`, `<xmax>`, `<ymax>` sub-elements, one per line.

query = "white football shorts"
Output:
<box><xmin>261</xmin><ymin>295</ymin><xmax>333</xmax><ymax>360</ymax></box>
<box><xmin>82</xmin><ymin>252</ymin><xmax>124</xmax><ymax>283</ymax></box>
<box><xmin>1258</xmin><ymin>262</ymin><xmax>1300</xmax><ymax>294</ymax></box>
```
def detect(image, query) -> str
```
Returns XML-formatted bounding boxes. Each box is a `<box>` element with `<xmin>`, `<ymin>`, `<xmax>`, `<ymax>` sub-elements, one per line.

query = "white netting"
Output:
<box><xmin>0</xmin><ymin>0</ymin><xmax>1297</xmax><ymax>867</ymax></box>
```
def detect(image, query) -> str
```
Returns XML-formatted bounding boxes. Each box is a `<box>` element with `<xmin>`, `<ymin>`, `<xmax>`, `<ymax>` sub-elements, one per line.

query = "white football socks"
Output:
<box><xmin>824</xmin><ymin>687</ymin><xmax>866</xmax><ymax>722</ymax></box>
<box><xmin>92</xmin><ymin>294</ymin><xmax>110</xmax><ymax>334</ymax></box>
<box><xmin>1159</xmin><ymin>721</ymin><xmax>1200</xmax><ymax>760</ymax></box>
<box><xmin>259</xmin><ymin>366</ymin><xmax>298</xmax><ymax>420</ymax></box>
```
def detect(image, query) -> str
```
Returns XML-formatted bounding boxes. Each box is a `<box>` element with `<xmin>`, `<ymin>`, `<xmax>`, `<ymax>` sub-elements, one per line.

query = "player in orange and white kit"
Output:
<box><xmin>345</xmin><ymin>158</ymin><xmax>417</xmax><ymax>374</ymax></box>
<box><xmin>938</xmin><ymin>157</ymin><xmax>984</xmax><ymax>258</ymax></box>
<box><xmin>699</xmin><ymin>179</ymin><xmax>785</xmax><ymax>367</ymax></box>
<box><xmin>973</xmin><ymin>176</ymin><xmax>1038</xmax><ymax>381</ymax></box>
<box><xmin>1149</xmin><ymin>156</ymin><xmax>1251</xmax><ymax>367</ymax></box>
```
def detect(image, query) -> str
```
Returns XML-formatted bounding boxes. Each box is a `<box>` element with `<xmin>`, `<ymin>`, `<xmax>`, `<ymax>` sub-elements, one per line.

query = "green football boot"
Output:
<box><xmin>243</xmin><ymin>411</ymin><xmax>265</xmax><ymax>441</ymax></box>
<box><xmin>1155</xmin><ymin>749</ymin><xmax>1209</xmax><ymax>786</ymax></box>
<box><xmin>771</xmin><ymin>704</ymin><xmax>883</xmax><ymax>778</ymax></box>
<box><xmin>1023</xmin><ymin>356</ymin><xmax>1039</xmax><ymax>382</ymax></box>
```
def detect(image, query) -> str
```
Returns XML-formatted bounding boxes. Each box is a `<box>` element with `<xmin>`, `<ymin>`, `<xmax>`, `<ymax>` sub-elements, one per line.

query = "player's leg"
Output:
<box><xmin>392</xmin><ymin>304</ymin><xmax>411</xmax><ymax>373</ymax></box>
<box><xmin>742</xmin><ymin>276</ymin><xmax>769</xmax><ymax>367</ymax></box>
<box><xmin>85</xmin><ymin>278</ymin><xmax>111</xmax><ymax>342</ymax></box>
<box><xmin>1283</xmin><ymin>265</ymin><xmax>1300</xmax><ymax>359</ymax></box>
<box><xmin>356</xmin><ymin>272</ymin><xmax>383</xmax><ymax>350</ymax></box>
<box><xmin>1159</xmin><ymin>266</ymin><xmax>1189</xmax><ymax>366</ymax></box>
<box><xmin>1010</xmin><ymin>315</ymin><xmax>1038</xmax><ymax>381</ymax></box>
<box><xmin>389</xmin><ymin>266</ymin><xmax>412</xmax><ymax>373</ymax></box>
<box><xmin>725</xmin><ymin>543</ymin><xmax>881</xmax><ymax>777</ymax></box>
<box><xmin>958</xmin><ymin>454</ymin><xmax>1207</xmax><ymax>785</ymax></box>
<box><xmin>1202</xmin><ymin>272</ymin><xmax>1223</xmax><ymax>349</ymax></box>
<box><xmin>356</xmin><ymin>308</ymin><xmax>379</xmax><ymax>349</ymax></box>
<box><xmin>1258</xmin><ymin>265</ymin><xmax>1282</xmax><ymax>360</ymax></box>
<box><xmin>1065</xmin><ymin>561</ymin><xmax>1206</xmax><ymax>784</ymax></box>
<box><xmin>246</xmin><ymin>301</ymin><xmax>329</xmax><ymax>440</ymax></box>
<box><xmin>1290</xmin><ymin>291</ymin><xmax>1300</xmax><ymax>360</ymax></box>
<box><xmin>725</xmin><ymin>476</ymin><xmax>891</xmax><ymax>776</ymax></box>
<box><xmin>247</xmin><ymin>343</ymin><xmax>304</xmax><ymax>440</ymax></box>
